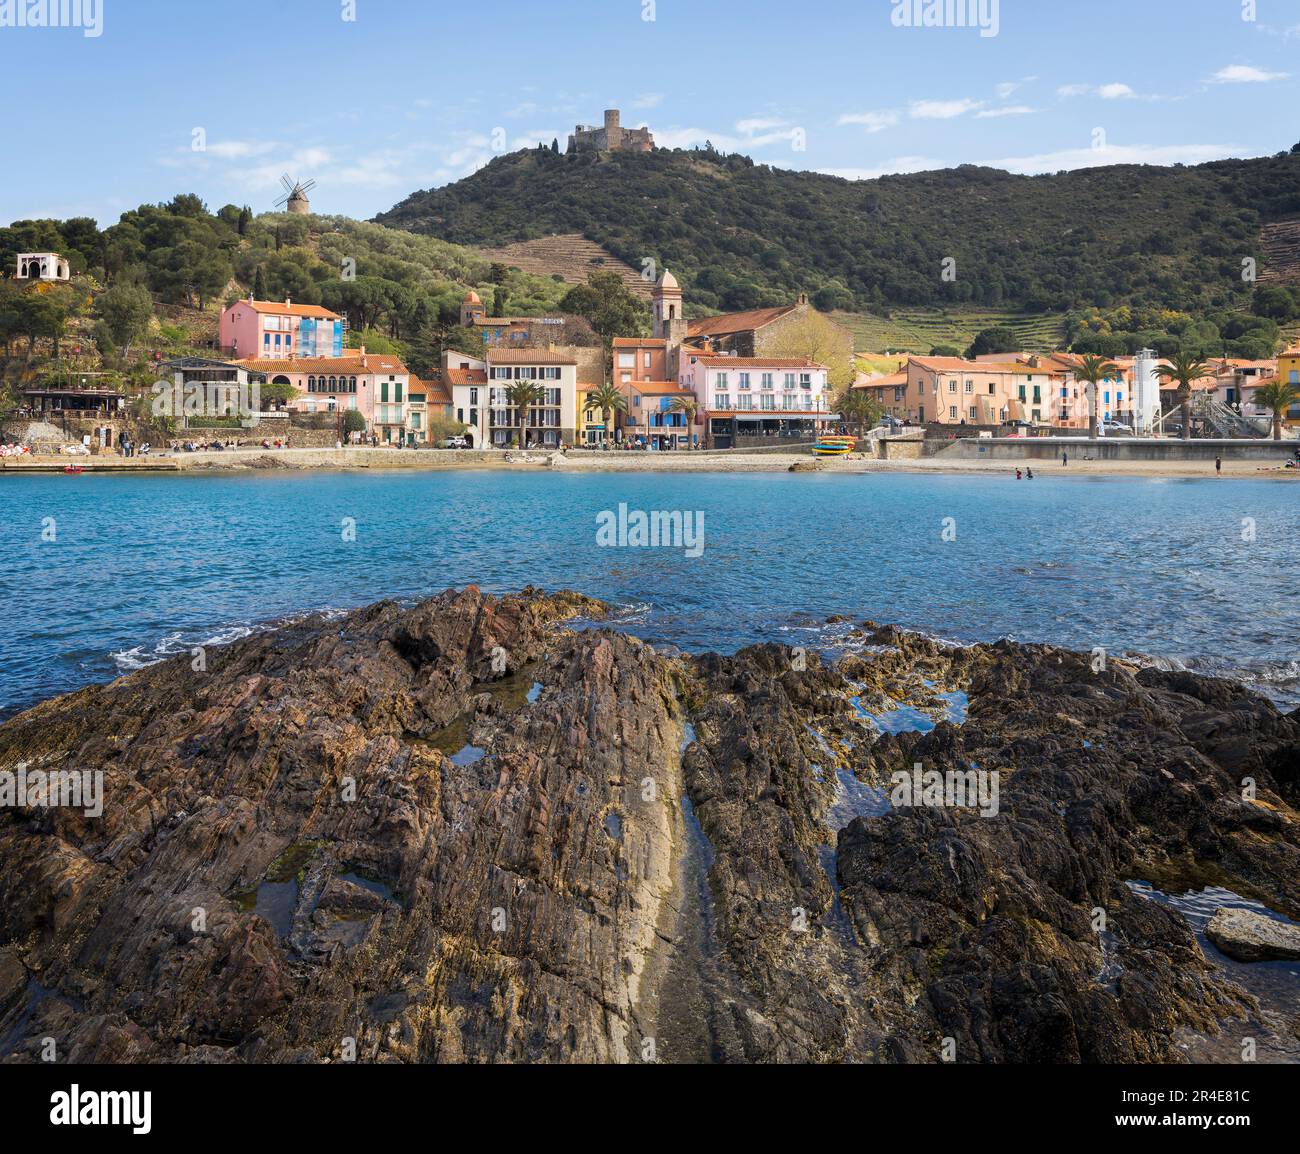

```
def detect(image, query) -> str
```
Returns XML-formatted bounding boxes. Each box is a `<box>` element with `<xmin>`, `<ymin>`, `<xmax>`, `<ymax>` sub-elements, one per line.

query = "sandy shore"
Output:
<box><xmin>3</xmin><ymin>446</ymin><xmax>1297</xmax><ymax>479</ymax></box>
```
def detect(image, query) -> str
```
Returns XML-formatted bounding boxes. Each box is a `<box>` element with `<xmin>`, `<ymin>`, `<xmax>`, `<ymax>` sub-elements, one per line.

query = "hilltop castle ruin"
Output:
<box><xmin>567</xmin><ymin>109</ymin><xmax>654</xmax><ymax>154</ymax></box>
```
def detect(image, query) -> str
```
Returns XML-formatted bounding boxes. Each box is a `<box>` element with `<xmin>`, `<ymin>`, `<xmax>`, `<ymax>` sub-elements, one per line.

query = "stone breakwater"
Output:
<box><xmin>0</xmin><ymin>588</ymin><xmax>1297</xmax><ymax>1063</ymax></box>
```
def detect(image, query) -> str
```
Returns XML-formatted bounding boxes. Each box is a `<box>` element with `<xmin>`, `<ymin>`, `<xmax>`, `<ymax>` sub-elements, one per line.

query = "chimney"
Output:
<box><xmin>284</xmin><ymin>297</ymin><xmax>292</xmax><ymax>308</ymax></box>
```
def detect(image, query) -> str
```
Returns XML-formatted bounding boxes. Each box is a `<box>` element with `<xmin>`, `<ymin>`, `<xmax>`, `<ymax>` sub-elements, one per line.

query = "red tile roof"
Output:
<box><xmin>687</xmin><ymin>304</ymin><xmax>797</xmax><ymax>338</ymax></box>
<box><xmin>446</xmin><ymin>368</ymin><xmax>488</xmax><ymax>387</ymax></box>
<box><xmin>486</xmin><ymin>350</ymin><xmax>577</xmax><ymax>365</ymax></box>
<box><xmin>239</xmin><ymin>352</ymin><xmax>409</xmax><ymax>375</ymax></box>
<box><xmin>854</xmin><ymin>371</ymin><xmax>908</xmax><ymax>390</ymax></box>
<box><xmin>613</xmin><ymin>337</ymin><xmax>668</xmax><ymax>347</ymax></box>
<box><xmin>686</xmin><ymin>355</ymin><xmax>825</xmax><ymax>370</ymax></box>
<box><xmin>228</xmin><ymin>299</ymin><xmax>341</xmax><ymax>320</ymax></box>
<box><xmin>413</xmin><ymin>377</ymin><xmax>451</xmax><ymax>404</ymax></box>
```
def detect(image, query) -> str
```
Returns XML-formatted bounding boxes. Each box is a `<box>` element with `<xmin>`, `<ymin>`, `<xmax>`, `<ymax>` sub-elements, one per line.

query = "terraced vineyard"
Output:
<box><xmin>833</xmin><ymin>308</ymin><xmax>1069</xmax><ymax>354</ymax></box>
<box><xmin>1259</xmin><ymin>216</ymin><xmax>1300</xmax><ymax>285</ymax></box>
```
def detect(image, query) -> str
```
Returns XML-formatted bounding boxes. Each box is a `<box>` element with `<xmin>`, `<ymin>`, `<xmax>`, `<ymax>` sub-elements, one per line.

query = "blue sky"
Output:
<box><xmin>1</xmin><ymin>0</ymin><xmax>1298</xmax><ymax>226</ymax></box>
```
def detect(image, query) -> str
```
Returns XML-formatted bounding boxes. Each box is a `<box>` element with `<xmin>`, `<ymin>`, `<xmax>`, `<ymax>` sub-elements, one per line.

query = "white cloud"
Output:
<box><xmin>838</xmin><ymin>109</ymin><xmax>900</xmax><ymax>132</ymax></box>
<box><xmin>909</xmin><ymin>98</ymin><xmax>984</xmax><ymax>120</ymax></box>
<box><xmin>1057</xmin><ymin>83</ymin><xmax>1090</xmax><ymax>97</ymax></box>
<box><xmin>736</xmin><ymin>117</ymin><xmax>788</xmax><ymax>135</ymax></box>
<box><xmin>631</xmin><ymin>92</ymin><xmax>664</xmax><ymax>109</ymax></box>
<box><xmin>976</xmin><ymin>105</ymin><xmax>1035</xmax><ymax>119</ymax></box>
<box><xmin>656</xmin><ymin>119</ymin><xmax>801</xmax><ymax>152</ymax></box>
<box><xmin>995</xmin><ymin>76</ymin><xmax>1038</xmax><ymax>99</ymax></box>
<box><xmin>818</xmin><ymin>156</ymin><xmax>942</xmax><ymax>181</ymax></box>
<box><xmin>1211</xmin><ymin>64</ymin><xmax>1289</xmax><ymax>83</ymax></box>
<box><xmin>653</xmin><ymin>126</ymin><xmax>746</xmax><ymax>151</ymax></box>
<box><xmin>511</xmin><ymin>130</ymin><xmax>564</xmax><ymax>150</ymax></box>
<box><xmin>988</xmin><ymin>141</ymin><xmax>1238</xmax><ymax>175</ymax></box>
<box><xmin>1098</xmin><ymin>83</ymin><xmax>1136</xmax><ymax>100</ymax></box>
<box><xmin>205</xmin><ymin>139</ymin><xmax>277</xmax><ymax>160</ymax></box>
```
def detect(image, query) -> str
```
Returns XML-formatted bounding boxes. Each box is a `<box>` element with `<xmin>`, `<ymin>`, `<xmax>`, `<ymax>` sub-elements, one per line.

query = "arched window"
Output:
<box><xmin>329</xmin><ymin>376</ymin><xmax>337</xmax><ymax>391</ymax></box>
<box><xmin>349</xmin><ymin>376</ymin><xmax>357</xmax><ymax>393</ymax></box>
<box><xmin>308</xmin><ymin>376</ymin><xmax>316</xmax><ymax>392</ymax></box>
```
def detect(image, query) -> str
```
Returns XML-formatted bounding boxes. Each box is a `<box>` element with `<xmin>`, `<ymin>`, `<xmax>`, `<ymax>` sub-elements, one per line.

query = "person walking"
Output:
<box><xmin>1215</xmin><ymin>455</ymin><xmax>1222</xmax><ymax>475</ymax></box>
<box><xmin>1062</xmin><ymin>450</ymin><xmax>1068</xmax><ymax>467</ymax></box>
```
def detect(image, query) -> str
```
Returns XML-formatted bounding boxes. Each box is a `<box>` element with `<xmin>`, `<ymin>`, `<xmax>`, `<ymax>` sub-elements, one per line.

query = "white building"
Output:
<box><xmin>444</xmin><ymin>348</ymin><xmax>580</xmax><ymax>448</ymax></box>
<box><xmin>16</xmin><ymin>252</ymin><xmax>71</xmax><ymax>281</ymax></box>
<box><xmin>678</xmin><ymin>351</ymin><xmax>831</xmax><ymax>448</ymax></box>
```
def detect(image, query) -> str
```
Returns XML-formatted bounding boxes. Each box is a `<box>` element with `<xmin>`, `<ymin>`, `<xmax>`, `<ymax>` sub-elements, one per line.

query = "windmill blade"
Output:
<box><xmin>299</xmin><ymin>179</ymin><xmax>317</xmax><ymax>194</ymax></box>
<box><xmin>274</xmin><ymin>194</ymin><xmax>290</xmax><ymax>208</ymax></box>
<box><xmin>280</xmin><ymin>174</ymin><xmax>295</xmax><ymax>192</ymax></box>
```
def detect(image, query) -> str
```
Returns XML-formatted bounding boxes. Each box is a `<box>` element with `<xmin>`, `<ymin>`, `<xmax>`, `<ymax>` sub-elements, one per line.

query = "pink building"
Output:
<box><xmin>220</xmin><ymin>297</ymin><xmax>344</xmax><ymax>361</ymax></box>
<box><xmin>239</xmin><ymin>348</ymin><xmax>414</xmax><ymax>443</ymax></box>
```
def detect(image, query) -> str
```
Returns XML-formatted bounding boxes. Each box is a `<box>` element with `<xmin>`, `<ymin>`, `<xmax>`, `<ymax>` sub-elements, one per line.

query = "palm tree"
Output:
<box><xmin>666</xmin><ymin>393</ymin><xmax>698</xmax><ymax>449</ymax></box>
<box><xmin>1074</xmin><ymin>353</ymin><xmax>1119</xmax><ymax>438</ymax></box>
<box><xmin>1250</xmin><ymin>378</ymin><xmax>1300</xmax><ymax>441</ymax></box>
<box><xmin>585</xmin><ymin>382</ymin><xmax>626</xmax><ymax>448</ymax></box>
<box><xmin>834</xmin><ymin>387</ymin><xmax>882</xmax><ymax>442</ymax></box>
<box><xmin>504</xmin><ymin>379</ymin><xmax>546</xmax><ymax>450</ymax></box>
<box><xmin>1156</xmin><ymin>353</ymin><xmax>1211</xmax><ymax>440</ymax></box>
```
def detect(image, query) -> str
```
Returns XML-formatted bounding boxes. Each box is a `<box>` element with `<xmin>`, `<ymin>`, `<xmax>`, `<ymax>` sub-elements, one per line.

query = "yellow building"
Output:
<box><xmin>1276</xmin><ymin>350</ymin><xmax>1300</xmax><ymax>428</ymax></box>
<box><xmin>578</xmin><ymin>383</ymin><xmax>620</xmax><ymax>447</ymax></box>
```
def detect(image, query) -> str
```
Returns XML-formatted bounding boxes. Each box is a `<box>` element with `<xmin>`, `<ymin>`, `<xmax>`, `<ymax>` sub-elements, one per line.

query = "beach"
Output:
<box><xmin>4</xmin><ymin>444</ymin><xmax>1297</xmax><ymax>479</ymax></box>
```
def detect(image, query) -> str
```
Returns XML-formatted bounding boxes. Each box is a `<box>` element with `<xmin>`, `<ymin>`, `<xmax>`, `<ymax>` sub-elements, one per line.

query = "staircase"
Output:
<box><xmin>1192</xmin><ymin>394</ymin><xmax>1271</xmax><ymax>438</ymax></box>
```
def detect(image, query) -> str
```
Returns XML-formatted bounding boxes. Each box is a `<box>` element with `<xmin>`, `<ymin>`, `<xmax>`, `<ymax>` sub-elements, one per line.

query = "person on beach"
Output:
<box><xmin>1062</xmin><ymin>451</ymin><xmax>1068</xmax><ymax>466</ymax></box>
<box><xmin>1026</xmin><ymin>468</ymin><xmax>1034</xmax><ymax>479</ymax></box>
<box><xmin>1016</xmin><ymin>468</ymin><xmax>1023</xmax><ymax>480</ymax></box>
<box><xmin>1215</xmin><ymin>455</ymin><xmax>1222</xmax><ymax>475</ymax></box>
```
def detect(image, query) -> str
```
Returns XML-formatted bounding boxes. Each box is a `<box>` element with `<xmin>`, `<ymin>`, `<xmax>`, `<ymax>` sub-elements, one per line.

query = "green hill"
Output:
<box><xmin>377</xmin><ymin>145</ymin><xmax>1300</xmax><ymax>318</ymax></box>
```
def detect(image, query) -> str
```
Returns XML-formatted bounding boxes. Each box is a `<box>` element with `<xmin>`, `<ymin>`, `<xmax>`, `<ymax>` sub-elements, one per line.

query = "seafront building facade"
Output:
<box><xmin>679</xmin><ymin>352</ymin><xmax>831</xmax><ymax>448</ymax></box>
<box><xmin>444</xmin><ymin>348</ymin><xmax>580</xmax><ymax>448</ymax></box>
<box><xmin>220</xmin><ymin>297</ymin><xmax>344</xmax><ymax>361</ymax></box>
<box><xmin>237</xmin><ymin>348</ymin><xmax>414</xmax><ymax>442</ymax></box>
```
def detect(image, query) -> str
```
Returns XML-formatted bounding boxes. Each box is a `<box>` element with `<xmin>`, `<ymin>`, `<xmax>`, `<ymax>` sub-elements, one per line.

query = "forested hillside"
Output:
<box><xmin>378</xmin><ymin>144</ymin><xmax>1300</xmax><ymax>316</ymax></box>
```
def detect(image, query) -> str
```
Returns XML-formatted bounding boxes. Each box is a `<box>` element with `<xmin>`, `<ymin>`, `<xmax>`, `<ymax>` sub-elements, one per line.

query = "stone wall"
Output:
<box><xmin>933</xmin><ymin>436</ymin><xmax>1298</xmax><ymax>462</ymax></box>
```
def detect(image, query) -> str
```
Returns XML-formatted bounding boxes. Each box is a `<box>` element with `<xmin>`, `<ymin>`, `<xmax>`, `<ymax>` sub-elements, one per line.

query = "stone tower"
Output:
<box><xmin>653</xmin><ymin>270</ymin><xmax>686</xmax><ymax>377</ymax></box>
<box><xmin>287</xmin><ymin>188</ymin><xmax>310</xmax><ymax>215</ymax></box>
<box><xmin>604</xmin><ymin>109</ymin><xmax>623</xmax><ymax>151</ymax></box>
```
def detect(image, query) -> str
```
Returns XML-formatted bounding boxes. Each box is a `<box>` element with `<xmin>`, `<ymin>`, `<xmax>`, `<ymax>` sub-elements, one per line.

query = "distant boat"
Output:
<box><xmin>811</xmin><ymin>436</ymin><xmax>856</xmax><ymax>457</ymax></box>
<box><xmin>63</xmin><ymin>465</ymin><xmax>84</xmax><ymax>474</ymax></box>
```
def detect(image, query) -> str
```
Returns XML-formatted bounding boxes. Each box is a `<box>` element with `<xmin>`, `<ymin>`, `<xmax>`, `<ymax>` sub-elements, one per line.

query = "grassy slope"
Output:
<box><xmin>835</xmin><ymin>308</ymin><xmax>1068</xmax><ymax>354</ymax></box>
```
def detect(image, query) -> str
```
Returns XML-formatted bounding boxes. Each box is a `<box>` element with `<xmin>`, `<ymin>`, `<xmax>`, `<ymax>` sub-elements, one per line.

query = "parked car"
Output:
<box><xmin>1102</xmin><ymin>421</ymin><xmax>1134</xmax><ymax>436</ymax></box>
<box><xmin>441</xmin><ymin>436</ymin><xmax>469</xmax><ymax>449</ymax></box>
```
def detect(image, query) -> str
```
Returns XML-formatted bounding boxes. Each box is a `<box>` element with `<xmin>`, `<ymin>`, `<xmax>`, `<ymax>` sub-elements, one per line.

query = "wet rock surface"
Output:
<box><xmin>1</xmin><ymin>594</ymin><xmax>1297</xmax><ymax>1063</ymax></box>
<box><xmin>1206</xmin><ymin>908</ymin><xmax>1300</xmax><ymax>963</ymax></box>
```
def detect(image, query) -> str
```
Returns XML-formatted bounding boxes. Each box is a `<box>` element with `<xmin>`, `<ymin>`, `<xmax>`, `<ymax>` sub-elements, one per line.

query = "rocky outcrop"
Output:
<box><xmin>1207</xmin><ymin>909</ymin><xmax>1300</xmax><ymax>962</ymax></box>
<box><xmin>2</xmin><ymin>592</ymin><xmax>1298</xmax><ymax>1064</ymax></box>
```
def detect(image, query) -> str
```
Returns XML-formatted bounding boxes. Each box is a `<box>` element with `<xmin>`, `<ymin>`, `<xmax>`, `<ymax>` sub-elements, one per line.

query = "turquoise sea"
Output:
<box><xmin>0</xmin><ymin>469</ymin><xmax>1296</xmax><ymax>718</ymax></box>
